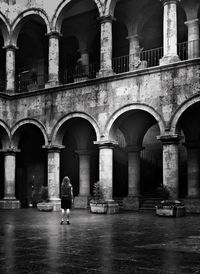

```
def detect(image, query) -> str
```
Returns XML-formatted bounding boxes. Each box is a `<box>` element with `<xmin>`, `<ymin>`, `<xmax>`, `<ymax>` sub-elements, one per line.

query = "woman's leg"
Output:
<box><xmin>66</xmin><ymin>208</ymin><xmax>70</xmax><ymax>224</ymax></box>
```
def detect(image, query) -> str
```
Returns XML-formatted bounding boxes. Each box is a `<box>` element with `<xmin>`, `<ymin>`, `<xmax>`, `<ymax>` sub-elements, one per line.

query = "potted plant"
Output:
<box><xmin>36</xmin><ymin>186</ymin><xmax>53</xmax><ymax>211</ymax></box>
<box><xmin>155</xmin><ymin>200</ymin><xmax>185</xmax><ymax>217</ymax></box>
<box><xmin>89</xmin><ymin>181</ymin><xmax>108</xmax><ymax>214</ymax></box>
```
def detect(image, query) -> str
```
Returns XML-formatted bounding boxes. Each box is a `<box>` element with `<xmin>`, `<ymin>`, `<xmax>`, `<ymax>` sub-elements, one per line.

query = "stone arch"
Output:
<box><xmin>0</xmin><ymin>120</ymin><xmax>10</xmax><ymax>148</ymax></box>
<box><xmin>52</xmin><ymin>0</ymin><xmax>100</xmax><ymax>33</ymax></box>
<box><xmin>10</xmin><ymin>8</ymin><xmax>50</xmax><ymax>46</ymax></box>
<box><xmin>11</xmin><ymin>119</ymin><xmax>49</xmax><ymax>147</ymax></box>
<box><xmin>52</xmin><ymin>112</ymin><xmax>101</xmax><ymax>145</ymax></box>
<box><xmin>104</xmin><ymin>0</ymin><xmax>118</xmax><ymax>17</ymax></box>
<box><xmin>0</xmin><ymin>11</ymin><xmax>10</xmax><ymax>45</ymax></box>
<box><xmin>170</xmin><ymin>95</ymin><xmax>200</xmax><ymax>134</ymax></box>
<box><xmin>104</xmin><ymin>104</ymin><xmax>165</xmax><ymax>140</ymax></box>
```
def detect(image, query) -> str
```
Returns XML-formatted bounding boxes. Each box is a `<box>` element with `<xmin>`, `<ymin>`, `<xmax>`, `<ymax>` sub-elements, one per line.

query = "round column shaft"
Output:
<box><xmin>99</xmin><ymin>16</ymin><xmax>114</xmax><ymax>76</ymax></box>
<box><xmin>77</xmin><ymin>151</ymin><xmax>90</xmax><ymax>196</ymax></box>
<box><xmin>127</xmin><ymin>35</ymin><xmax>141</xmax><ymax>71</ymax></box>
<box><xmin>4</xmin><ymin>152</ymin><xmax>16</xmax><ymax>199</ymax></box>
<box><xmin>160</xmin><ymin>0</ymin><xmax>180</xmax><ymax>64</ymax></box>
<box><xmin>185</xmin><ymin>19</ymin><xmax>199</xmax><ymax>59</ymax></box>
<box><xmin>158</xmin><ymin>135</ymin><xmax>182</xmax><ymax>199</ymax></box>
<box><xmin>187</xmin><ymin>146</ymin><xmax>200</xmax><ymax>198</ymax></box>
<box><xmin>5</xmin><ymin>45</ymin><xmax>17</xmax><ymax>93</ymax></box>
<box><xmin>47</xmin><ymin>32</ymin><xmax>60</xmax><ymax>86</ymax></box>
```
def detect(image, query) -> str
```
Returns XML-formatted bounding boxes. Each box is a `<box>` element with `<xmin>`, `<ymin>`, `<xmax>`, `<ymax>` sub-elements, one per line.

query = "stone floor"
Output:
<box><xmin>0</xmin><ymin>209</ymin><xmax>200</xmax><ymax>274</ymax></box>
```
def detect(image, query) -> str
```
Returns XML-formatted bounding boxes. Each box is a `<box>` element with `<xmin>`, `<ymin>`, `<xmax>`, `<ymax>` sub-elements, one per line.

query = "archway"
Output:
<box><xmin>109</xmin><ymin>109</ymin><xmax>162</xmax><ymax>204</ymax></box>
<box><xmin>55</xmin><ymin>117</ymin><xmax>98</xmax><ymax>201</ymax></box>
<box><xmin>14</xmin><ymin>124</ymin><xmax>46</xmax><ymax>207</ymax></box>
<box><xmin>176</xmin><ymin>102</ymin><xmax>200</xmax><ymax>199</ymax></box>
<box><xmin>57</xmin><ymin>0</ymin><xmax>99</xmax><ymax>83</ymax></box>
<box><xmin>15</xmin><ymin>16</ymin><xmax>48</xmax><ymax>92</ymax></box>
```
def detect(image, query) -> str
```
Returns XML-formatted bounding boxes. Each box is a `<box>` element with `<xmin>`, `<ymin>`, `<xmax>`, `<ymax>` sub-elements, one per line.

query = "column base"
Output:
<box><xmin>0</xmin><ymin>198</ymin><xmax>20</xmax><ymax>209</ymax></box>
<box><xmin>97</xmin><ymin>69</ymin><xmax>114</xmax><ymax>77</ymax></box>
<box><xmin>129</xmin><ymin>60</ymin><xmax>147</xmax><ymax>71</ymax></box>
<box><xmin>183</xmin><ymin>198</ymin><xmax>200</xmax><ymax>214</ymax></box>
<box><xmin>159</xmin><ymin>55</ymin><xmax>180</xmax><ymax>65</ymax></box>
<box><xmin>45</xmin><ymin>80</ymin><xmax>59</xmax><ymax>88</ymax></box>
<box><xmin>107</xmin><ymin>201</ymin><xmax>119</xmax><ymax>214</ymax></box>
<box><xmin>74</xmin><ymin>196</ymin><xmax>89</xmax><ymax>209</ymax></box>
<box><xmin>123</xmin><ymin>196</ymin><xmax>140</xmax><ymax>211</ymax></box>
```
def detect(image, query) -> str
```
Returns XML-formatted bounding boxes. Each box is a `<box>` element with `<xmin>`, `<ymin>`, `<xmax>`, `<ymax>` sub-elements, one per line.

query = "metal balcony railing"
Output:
<box><xmin>17</xmin><ymin>71</ymin><xmax>47</xmax><ymax>93</ymax></box>
<box><xmin>60</xmin><ymin>62</ymin><xmax>100</xmax><ymax>85</ymax></box>
<box><xmin>14</xmin><ymin>39</ymin><xmax>199</xmax><ymax>91</ymax></box>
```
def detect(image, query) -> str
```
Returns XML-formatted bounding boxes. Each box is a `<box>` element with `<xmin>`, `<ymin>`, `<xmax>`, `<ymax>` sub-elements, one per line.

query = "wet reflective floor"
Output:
<box><xmin>0</xmin><ymin>209</ymin><xmax>200</xmax><ymax>274</ymax></box>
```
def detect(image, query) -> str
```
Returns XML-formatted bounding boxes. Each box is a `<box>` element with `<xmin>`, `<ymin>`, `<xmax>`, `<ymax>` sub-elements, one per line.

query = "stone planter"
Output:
<box><xmin>37</xmin><ymin>202</ymin><xmax>53</xmax><ymax>212</ymax></box>
<box><xmin>90</xmin><ymin>202</ymin><xmax>108</xmax><ymax>214</ymax></box>
<box><xmin>155</xmin><ymin>200</ymin><xmax>185</xmax><ymax>217</ymax></box>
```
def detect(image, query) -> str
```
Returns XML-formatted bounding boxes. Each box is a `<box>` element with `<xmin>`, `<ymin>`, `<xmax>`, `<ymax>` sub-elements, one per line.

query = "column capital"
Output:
<box><xmin>0</xmin><ymin>148</ymin><xmax>20</xmax><ymax>155</ymax></box>
<box><xmin>3</xmin><ymin>44</ymin><xmax>18</xmax><ymax>51</ymax></box>
<box><xmin>157</xmin><ymin>134</ymin><xmax>183</xmax><ymax>144</ymax></box>
<box><xmin>185</xmin><ymin>19</ymin><xmax>199</xmax><ymax>27</ymax></box>
<box><xmin>75</xmin><ymin>149</ymin><xmax>93</xmax><ymax>156</ymax></box>
<box><xmin>43</xmin><ymin>144</ymin><xmax>65</xmax><ymax>152</ymax></box>
<box><xmin>125</xmin><ymin>145</ymin><xmax>144</xmax><ymax>153</ymax></box>
<box><xmin>126</xmin><ymin>35</ymin><xmax>141</xmax><ymax>41</ymax></box>
<box><xmin>46</xmin><ymin>31</ymin><xmax>62</xmax><ymax>39</ymax></box>
<box><xmin>160</xmin><ymin>0</ymin><xmax>181</xmax><ymax>6</ymax></box>
<box><xmin>97</xmin><ymin>15</ymin><xmax>116</xmax><ymax>24</ymax></box>
<box><xmin>94</xmin><ymin>140</ymin><xmax>118</xmax><ymax>148</ymax></box>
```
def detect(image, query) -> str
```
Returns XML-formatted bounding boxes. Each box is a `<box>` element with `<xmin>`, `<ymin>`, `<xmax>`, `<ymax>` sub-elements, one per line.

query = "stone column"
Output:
<box><xmin>127</xmin><ymin>35</ymin><xmax>146</xmax><ymax>71</ymax></box>
<box><xmin>94</xmin><ymin>140</ymin><xmax>119</xmax><ymax>214</ymax></box>
<box><xmin>0</xmin><ymin>149</ymin><xmax>20</xmax><ymax>209</ymax></box>
<box><xmin>99</xmin><ymin>16</ymin><xmax>114</xmax><ymax>77</ymax></box>
<box><xmin>46</xmin><ymin>31</ymin><xmax>60</xmax><ymax>87</ymax></box>
<box><xmin>186</xmin><ymin>143</ymin><xmax>200</xmax><ymax>198</ymax></box>
<box><xmin>45</xmin><ymin>145</ymin><xmax>63</xmax><ymax>211</ymax></box>
<box><xmin>160</xmin><ymin>0</ymin><xmax>180</xmax><ymax>65</ymax></box>
<box><xmin>185</xmin><ymin>19</ymin><xmax>199</xmax><ymax>59</ymax></box>
<box><xmin>123</xmin><ymin>146</ymin><xmax>143</xmax><ymax>210</ymax></box>
<box><xmin>74</xmin><ymin>150</ymin><xmax>91</xmax><ymax>208</ymax></box>
<box><xmin>158</xmin><ymin>135</ymin><xmax>182</xmax><ymax>199</ymax></box>
<box><xmin>5</xmin><ymin>45</ymin><xmax>17</xmax><ymax>93</ymax></box>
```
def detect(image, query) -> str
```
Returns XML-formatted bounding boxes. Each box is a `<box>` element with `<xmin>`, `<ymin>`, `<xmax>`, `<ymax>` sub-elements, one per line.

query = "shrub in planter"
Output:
<box><xmin>90</xmin><ymin>181</ymin><xmax>108</xmax><ymax>214</ymax></box>
<box><xmin>156</xmin><ymin>200</ymin><xmax>185</xmax><ymax>217</ymax></box>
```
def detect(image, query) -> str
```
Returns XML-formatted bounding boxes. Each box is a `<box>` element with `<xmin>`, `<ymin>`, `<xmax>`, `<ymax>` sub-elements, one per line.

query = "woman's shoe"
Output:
<box><xmin>67</xmin><ymin>220</ymin><xmax>70</xmax><ymax>225</ymax></box>
<box><xmin>60</xmin><ymin>220</ymin><xmax>64</xmax><ymax>225</ymax></box>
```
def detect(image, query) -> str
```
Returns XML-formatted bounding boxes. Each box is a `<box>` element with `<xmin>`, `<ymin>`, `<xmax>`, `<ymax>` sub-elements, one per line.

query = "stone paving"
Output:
<box><xmin>0</xmin><ymin>209</ymin><xmax>200</xmax><ymax>274</ymax></box>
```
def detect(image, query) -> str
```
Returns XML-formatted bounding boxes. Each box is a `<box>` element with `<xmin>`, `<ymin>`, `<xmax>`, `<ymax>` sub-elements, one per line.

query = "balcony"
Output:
<box><xmin>17</xmin><ymin>40</ymin><xmax>199</xmax><ymax>92</ymax></box>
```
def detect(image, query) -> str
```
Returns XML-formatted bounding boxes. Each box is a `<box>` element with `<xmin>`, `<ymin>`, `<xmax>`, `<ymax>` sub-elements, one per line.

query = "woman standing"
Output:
<box><xmin>60</xmin><ymin>176</ymin><xmax>73</xmax><ymax>225</ymax></box>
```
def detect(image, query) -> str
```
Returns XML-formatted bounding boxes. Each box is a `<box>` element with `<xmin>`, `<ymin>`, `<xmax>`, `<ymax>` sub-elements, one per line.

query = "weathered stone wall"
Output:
<box><xmin>0</xmin><ymin>59</ymin><xmax>199</xmax><ymax>140</ymax></box>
